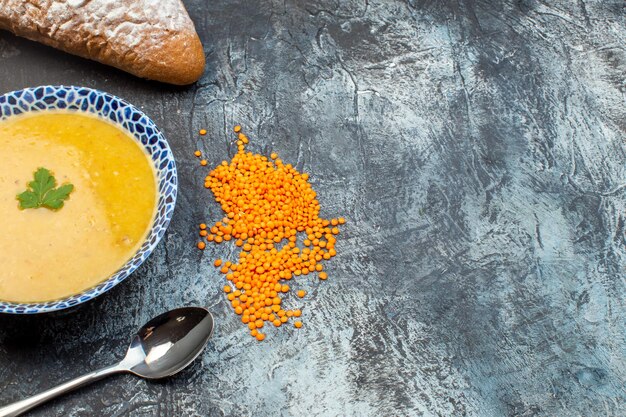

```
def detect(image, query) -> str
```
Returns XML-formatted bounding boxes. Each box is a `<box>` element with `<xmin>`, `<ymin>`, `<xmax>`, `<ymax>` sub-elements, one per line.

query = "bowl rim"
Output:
<box><xmin>0</xmin><ymin>85</ymin><xmax>178</xmax><ymax>314</ymax></box>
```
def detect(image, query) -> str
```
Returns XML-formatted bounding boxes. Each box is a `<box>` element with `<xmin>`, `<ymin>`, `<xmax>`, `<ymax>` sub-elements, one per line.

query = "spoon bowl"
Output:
<box><xmin>125</xmin><ymin>307</ymin><xmax>214</xmax><ymax>379</ymax></box>
<box><xmin>0</xmin><ymin>307</ymin><xmax>214</xmax><ymax>417</ymax></box>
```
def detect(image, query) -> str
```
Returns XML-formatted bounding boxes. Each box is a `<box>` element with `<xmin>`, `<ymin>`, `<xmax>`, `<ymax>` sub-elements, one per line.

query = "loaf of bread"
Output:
<box><xmin>0</xmin><ymin>0</ymin><xmax>205</xmax><ymax>85</ymax></box>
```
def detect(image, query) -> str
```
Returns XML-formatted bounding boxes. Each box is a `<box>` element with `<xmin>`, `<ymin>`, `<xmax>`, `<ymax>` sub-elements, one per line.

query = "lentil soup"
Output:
<box><xmin>0</xmin><ymin>111</ymin><xmax>157</xmax><ymax>303</ymax></box>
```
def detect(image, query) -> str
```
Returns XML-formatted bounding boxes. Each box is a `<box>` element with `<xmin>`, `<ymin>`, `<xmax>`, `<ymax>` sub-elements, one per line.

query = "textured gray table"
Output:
<box><xmin>0</xmin><ymin>1</ymin><xmax>624</xmax><ymax>416</ymax></box>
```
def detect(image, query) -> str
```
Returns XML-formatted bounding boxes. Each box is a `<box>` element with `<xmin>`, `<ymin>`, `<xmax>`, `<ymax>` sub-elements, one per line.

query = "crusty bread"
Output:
<box><xmin>0</xmin><ymin>0</ymin><xmax>205</xmax><ymax>85</ymax></box>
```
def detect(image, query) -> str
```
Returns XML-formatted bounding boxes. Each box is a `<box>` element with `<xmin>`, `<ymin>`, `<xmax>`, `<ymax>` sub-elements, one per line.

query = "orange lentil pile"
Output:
<box><xmin>196</xmin><ymin>126</ymin><xmax>345</xmax><ymax>341</ymax></box>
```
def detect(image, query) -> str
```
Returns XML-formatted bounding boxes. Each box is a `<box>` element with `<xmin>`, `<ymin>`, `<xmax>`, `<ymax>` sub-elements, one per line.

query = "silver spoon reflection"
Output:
<box><xmin>0</xmin><ymin>307</ymin><xmax>214</xmax><ymax>417</ymax></box>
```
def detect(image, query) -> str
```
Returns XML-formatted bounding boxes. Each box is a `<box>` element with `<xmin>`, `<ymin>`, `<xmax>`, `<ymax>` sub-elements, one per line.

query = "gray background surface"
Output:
<box><xmin>0</xmin><ymin>1</ymin><xmax>624</xmax><ymax>416</ymax></box>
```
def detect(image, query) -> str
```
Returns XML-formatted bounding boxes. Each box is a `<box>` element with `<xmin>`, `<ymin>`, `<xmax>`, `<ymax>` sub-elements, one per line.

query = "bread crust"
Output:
<box><xmin>0</xmin><ymin>0</ymin><xmax>205</xmax><ymax>85</ymax></box>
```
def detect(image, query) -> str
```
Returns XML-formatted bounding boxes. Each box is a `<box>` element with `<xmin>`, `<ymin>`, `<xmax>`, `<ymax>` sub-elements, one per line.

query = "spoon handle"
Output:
<box><xmin>0</xmin><ymin>363</ymin><xmax>125</xmax><ymax>417</ymax></box>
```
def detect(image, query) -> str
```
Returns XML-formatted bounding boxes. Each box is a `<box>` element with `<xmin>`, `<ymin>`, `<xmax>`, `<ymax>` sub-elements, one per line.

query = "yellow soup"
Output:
<box><xmin>0</xmin><ymin>111</ymin><xmax>157</xmax><ymax>303</ymax></box>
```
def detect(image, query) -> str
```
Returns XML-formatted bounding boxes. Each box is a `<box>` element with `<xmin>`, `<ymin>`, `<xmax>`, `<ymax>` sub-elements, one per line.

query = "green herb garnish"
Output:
<box><xmin>17</xmin><ymin>167</ymin><xmax>74</xmax><ymax>210</ymax></box>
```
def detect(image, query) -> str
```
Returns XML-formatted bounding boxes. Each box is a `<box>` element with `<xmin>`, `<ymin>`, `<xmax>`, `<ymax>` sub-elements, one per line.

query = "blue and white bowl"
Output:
<box><xmin>0</xmin><ymin>86</ymin><xmax>177</xmax><ymax>314</ymax></box>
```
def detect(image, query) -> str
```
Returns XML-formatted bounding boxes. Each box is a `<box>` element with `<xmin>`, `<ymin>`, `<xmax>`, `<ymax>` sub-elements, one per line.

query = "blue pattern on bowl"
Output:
<box><xmin>0</xmin><ymin>86</ymin><xmax>177</xmax><ymax>314</ymax></box>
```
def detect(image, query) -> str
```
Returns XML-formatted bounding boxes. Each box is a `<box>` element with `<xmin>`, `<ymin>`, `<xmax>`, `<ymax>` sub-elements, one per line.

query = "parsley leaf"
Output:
<box><xmin>17</xmin><ymin>168</ymin><xmax>74</xmax><ymax>210</ymax></box>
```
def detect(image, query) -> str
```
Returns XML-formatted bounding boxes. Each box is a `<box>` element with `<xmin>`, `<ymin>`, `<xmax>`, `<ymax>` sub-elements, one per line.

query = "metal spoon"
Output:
<box><xmin>0</xmin><ymin>307</ymin><xmax>214</xmax><ymax>417</ymax></box>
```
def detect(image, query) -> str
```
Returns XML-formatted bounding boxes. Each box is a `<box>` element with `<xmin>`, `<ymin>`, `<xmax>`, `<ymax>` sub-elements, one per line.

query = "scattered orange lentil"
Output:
<box><xmin>194</xmin><ymin>150</ymin><xmax>202</xmax><ymax>157</ymax></box>
<box><xmin>197</xmin><ymin>241</ymin><xmax>206</xmax><ymax>250</ymax></box>
<box><xmin>199</xmin><ymin>129</ymin><xmax>207</xmax><ymax>135</ymax></box>
<box><xmin>200</xmin><ymin>159</ymin><xmax>208</xmax><ymax>166</ymax></box>
<box><xmin>197</xmin><ymin>126</ymin><xmax>345</xmax><ymax>340</ymax></box>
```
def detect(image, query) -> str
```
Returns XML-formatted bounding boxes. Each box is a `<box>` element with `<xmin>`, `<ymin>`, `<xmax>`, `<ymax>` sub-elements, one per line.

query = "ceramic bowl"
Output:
<box><xmin>0</xmin><ymin>86</ymin><xmax>177</xmax><ymax>314</ymax></box>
